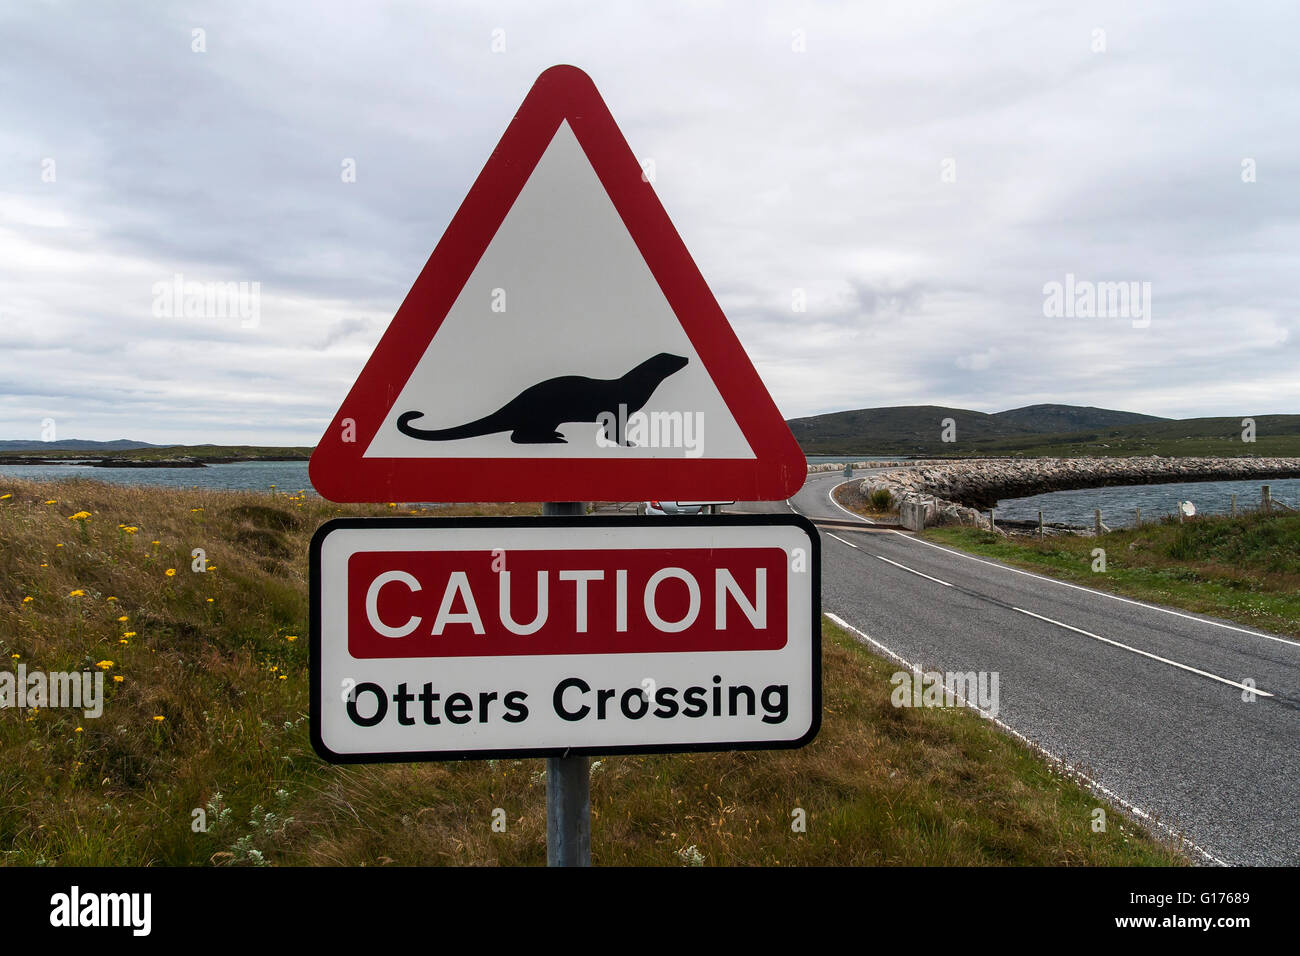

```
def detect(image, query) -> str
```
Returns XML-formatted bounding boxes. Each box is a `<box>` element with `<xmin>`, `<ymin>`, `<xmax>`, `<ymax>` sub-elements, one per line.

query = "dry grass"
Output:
<box><xmin>0</xmin><ymin>477</ymin><xmax>1186</xmax><ymax>866</ymax></box>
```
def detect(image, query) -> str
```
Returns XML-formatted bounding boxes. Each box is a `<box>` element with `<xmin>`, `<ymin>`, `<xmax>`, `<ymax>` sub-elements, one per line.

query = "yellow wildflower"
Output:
<box><xmin>95</xmin><ymin>660</ymin><xmax>113</xmax><ymax>670</ymax></box>
<box><xmin>106</xmin><ymin>596</ymin><xmax>117</xmax><ymax>602</ymax></box>
<box><xmin>278</xmin><ymin>675</ymin><xmax>287</xmax><ymax>680</ymax></box>
<box><xmin>123</xmin><ymin>631</ymin><xmax>136</xmax><ymax>638</ymax></box>
<box><xmin>74</xmin><ymin>727</ymin><xmax>83</xmax><ymax>733</ymax></box>
<box><xmin>22</xmin><ymin>596</ymin><xmax>33</xmax><ymax>604</ymax></box>
<box><xmin>10</xmin><ymin>653</ymin><xmax>19</xmax><ymax>659</ymax></box>
<box><xmin>69</xmin><ymin>511</ymin><xmax>91</xmax><ymax>520</ymax></box>
<box><xmin>117</xmin><ymin>615</ymin><xmax>128</xmax><ymax>622</ymax></box>
<box><xmin>68</xmin><ymin>589</ymin><xmax>85</xmax><ymax>597</ymax></box>
<box><xmin>152</xmin><ymin>715</ymin><xmax>164</xmax><ymax>722</ymax></box>
<box><xmin>164</xmin><ymin>568</ymin><xmax>176</xmax><ymax>577</ymax></box>
<box><xmin>44</xmin><ymin>499</ymin><xmax>57</xmax><ymax>505</ymax></box>
<box><xmin>285</xmin><ymin>635</ymin><xmax>298</xmax><ymax>642</ymax></box>
<box><xmin>150</xmin><ymin>540</ymin><xmax>160</xmax><ymax>546</ymax></box>
<box><xmin>113</xmin><ymin>676</ymin><xmax>124</xmax><ymax>683</ymax></box>
<box><xmin>0</xmin><ymin>493</ymin><xmax>11</xmax><ymax>499</ymax></box>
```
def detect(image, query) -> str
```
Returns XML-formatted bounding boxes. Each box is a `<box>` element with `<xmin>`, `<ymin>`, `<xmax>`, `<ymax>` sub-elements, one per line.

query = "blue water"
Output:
<box><xmin>6</xmin><ymin>461</ymin><xmax>1298</xmax><ymax>526</ymax></box>
<box><xmin>0</xmin><ymin>460</ymin><xmax>314</xmax><ymax>494</ymax></box>
<box><xmin>994</xmin><ymin>477</ymin><xmax>1300</xmax><ymax>528</ymax></box>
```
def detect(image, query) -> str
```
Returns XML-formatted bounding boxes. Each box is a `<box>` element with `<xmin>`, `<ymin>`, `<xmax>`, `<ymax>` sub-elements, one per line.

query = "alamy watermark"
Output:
<box><xmin>891</xmin><ymin>669</ymin><xmax>1000</xmax><ymax>717</ymax></box>
<box><xmin>1042</xmin><ymin>273</ymin><xmax>1151</xmax><ymax>328</ymax></box>
<box><xmin>50</xmin><ymin>886</ymin><xmax>150</xmax><ymax>936</ymax></box>
<box><xmin>595</xmin><ymin>405</ymin><xmax>704</xmax><ymax>457</ymax></box>
<box><xmin>1</xmin><ymin>665</ymin><xmax>104</xmax><ymax>718</ymax></box>
<box><xmin>151</xmin><ymin>273</ymin><xmax>261</xmax><ymax>327</ymax></box>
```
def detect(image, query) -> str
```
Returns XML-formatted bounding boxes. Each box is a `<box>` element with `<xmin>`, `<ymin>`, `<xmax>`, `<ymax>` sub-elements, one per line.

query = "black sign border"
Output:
<box><xmin>309</xmin><ymin>513</ymin><xmax>821</xmax><ymax>764</ymax></box>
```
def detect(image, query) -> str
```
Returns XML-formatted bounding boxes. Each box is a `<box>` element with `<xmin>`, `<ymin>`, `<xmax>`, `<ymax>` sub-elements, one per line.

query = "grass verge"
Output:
<box><xmin>0</xmin><ymin>477</ymin><xmax>1186</xmax><ymax>865</ymax></box>
<box><xmin>925</xmin><ymin>512</ymin><xmax>1300</xmax><ymax>639</ymax></box>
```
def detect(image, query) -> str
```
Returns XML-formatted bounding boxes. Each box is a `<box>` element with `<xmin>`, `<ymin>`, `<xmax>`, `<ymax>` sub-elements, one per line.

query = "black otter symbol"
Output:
<box><xmin>396</xmin><ymin>352</ymin><xmax>689</xmax><ymax>444</ymax></box>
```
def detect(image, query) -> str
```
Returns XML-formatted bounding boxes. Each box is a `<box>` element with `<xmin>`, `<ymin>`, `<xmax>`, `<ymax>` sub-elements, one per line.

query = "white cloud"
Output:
<box><xmin>1</xmin><ymin>0</ymin><xmax>1297</xmax><ymax>444</ymax></box>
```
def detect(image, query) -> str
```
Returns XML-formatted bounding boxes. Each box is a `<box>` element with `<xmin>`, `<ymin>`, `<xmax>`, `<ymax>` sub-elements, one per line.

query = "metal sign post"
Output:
<box><xmin>542</xmin><ymin>501</ymin><xmax>591</xmax><ymax>866</ymax></box>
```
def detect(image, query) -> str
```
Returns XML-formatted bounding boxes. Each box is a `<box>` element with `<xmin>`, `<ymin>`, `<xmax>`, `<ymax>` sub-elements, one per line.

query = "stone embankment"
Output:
<box><xmin>807</xmin><ymin>459</ymin><xmax>946</xmax><ymax>474</ymax></box>
<box><xmin>858</xmin><ymin>457</ymin><xmax>1300</xmax><ymax>531</ymax></box>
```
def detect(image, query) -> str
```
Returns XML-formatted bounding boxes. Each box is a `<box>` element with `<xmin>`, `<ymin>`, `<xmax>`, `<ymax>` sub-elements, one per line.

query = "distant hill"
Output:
<box><xmin>789</xmin><ymin>405</ymin><xmax>1024</xmax><ymax>453</ymax></box>
<box><xmin>788</xmin><ymin>403</ymin><xmax>1164</xmax><ymax>455</ymax></box>
<box><xmin>991</xmin><ymin>404</ymin><xmax>1166</xmax><ymax>434</ymax></box>
<box><xmin>787</xmin><ymin>404</ymin><xmax>1300</xmax><ymax>457</ymax></box>
<box><xmin>0</xmin><ymin>439</ymin><xmax>159</xmax><ymax>452</ymax></box>
<box><xmin>0</xmin><ymin>442</ymin><xmax>311</xmax><ymax>462</ymax></box>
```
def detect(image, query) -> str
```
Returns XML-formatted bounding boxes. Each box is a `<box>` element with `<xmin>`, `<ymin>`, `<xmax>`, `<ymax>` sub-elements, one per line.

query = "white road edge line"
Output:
<box><xmin>892</xmin><ymin>531</ymin><xmax>1300</xmax><ymax>649</ymax></box>
<box><xmin>1011</xmin><ymin>606</ymin><xmax>1273</xmax><ymax>697</ymax></box>
<box><xmin>823</xmin><ymin>612</ymin><xmax>1227</xmax><ymax>867</ymax></box>
<box><xmin>827</xmin><ymin>531</ymin><xmax>952</xmax><ymax>587</ymax></box>
<box><xmin>827</xmin><ymin>478</ymin><xmax>875</xmax><ymax>525</ymax></box>
<box><xmin>874</xmin><ymin>553</ymin><xmax>952</xmax><ymax>587</ymax></box>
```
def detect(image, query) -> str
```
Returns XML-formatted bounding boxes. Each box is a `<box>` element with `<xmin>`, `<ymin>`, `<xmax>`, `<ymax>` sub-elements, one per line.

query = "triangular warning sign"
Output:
<box><xmin>310</xmin><ymin>65</ymin><xmax>806</xmax><ymax>503</ymax></box>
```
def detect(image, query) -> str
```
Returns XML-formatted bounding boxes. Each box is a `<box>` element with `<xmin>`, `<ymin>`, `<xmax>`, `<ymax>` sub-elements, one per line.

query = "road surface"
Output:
<box><xmin>736</xmin><ymin>471</ymin><xmax>1300</xmax><ymax>866</ymax></box>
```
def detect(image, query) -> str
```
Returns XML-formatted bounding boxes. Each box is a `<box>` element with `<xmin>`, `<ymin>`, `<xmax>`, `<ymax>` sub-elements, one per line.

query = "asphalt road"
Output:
<box><xmin>737</xmin><ymin>471</ymin><xmax>1300</xmax><ymax>866</ymax></box>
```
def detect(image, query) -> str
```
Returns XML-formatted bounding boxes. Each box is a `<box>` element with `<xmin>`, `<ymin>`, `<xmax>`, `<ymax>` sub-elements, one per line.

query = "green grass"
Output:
<box><xmin>926</xmin><ymin>512</ymin><xmax>1300</xmax><ymax>638</ymax></box>
<box><xmin>0</xmin><ymin>478</ymin><xmax>1189</xmax><ymax>865</ymax></box>
<box><xmin>795</xmin><ymin>412</ymin><xmax>1300</xmax><ymax>458</ymax></box>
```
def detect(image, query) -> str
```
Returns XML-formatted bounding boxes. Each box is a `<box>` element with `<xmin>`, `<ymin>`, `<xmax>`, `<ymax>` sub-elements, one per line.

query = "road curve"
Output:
<box><xmin>736</xmin><ymin>471</ymin><xmax>1300</xmax><ymax>866</ymax></box>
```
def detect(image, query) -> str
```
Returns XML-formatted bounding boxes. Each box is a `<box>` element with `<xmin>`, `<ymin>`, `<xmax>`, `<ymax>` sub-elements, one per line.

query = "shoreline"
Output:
<box><xmin>857</xmin><ymin>456</ymin><xmax>1300</xmax><ymax>530</ymax></box>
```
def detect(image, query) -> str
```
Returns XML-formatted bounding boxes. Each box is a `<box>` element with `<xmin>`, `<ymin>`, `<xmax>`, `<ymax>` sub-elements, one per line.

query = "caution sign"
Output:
<box><xmin>308</xmin><ymin>65</ymin><xmax>806</xmax><ymax>504</ymax></box>
<box><xmin>310</xmin><ymin>515</ymin><xmax>820</xmax><ymax>761</ymax></box>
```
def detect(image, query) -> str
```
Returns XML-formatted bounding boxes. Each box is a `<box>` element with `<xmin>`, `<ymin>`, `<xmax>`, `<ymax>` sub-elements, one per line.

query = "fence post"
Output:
<box><xmin>1094</xmin><ymin>509</ymin><xmax>1102</xmax><ymax>535</ymax></box>
<box><xmin>1231</xmin><ymin>493</ymin><xmax>1237</xmax><ymax>517</ymax></box>
<box><xmin>1135</xmin><ymin>506</ymin><xmax>1141</xmax><ymax>528</ymax></box>
<box><xmin>1263</xmin><ymin>485</ymin><xmax>1272</xmax><ymax>515</ymax></box>
<box><xmin>988</xmin><ymin>508</ymin><xmax>995</xmax><ymax>531</ymax></box>
<box><xmin>1037</xmin><ymin>510</ymin><xmax>1044</xmax><ymax>539</ymax></box>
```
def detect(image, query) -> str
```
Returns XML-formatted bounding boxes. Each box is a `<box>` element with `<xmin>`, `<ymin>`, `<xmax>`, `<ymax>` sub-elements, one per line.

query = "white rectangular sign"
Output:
<box><xmin>310</xmin><ymin>515</ymin><xmax>820</xmax><ymax>762</ymax></box>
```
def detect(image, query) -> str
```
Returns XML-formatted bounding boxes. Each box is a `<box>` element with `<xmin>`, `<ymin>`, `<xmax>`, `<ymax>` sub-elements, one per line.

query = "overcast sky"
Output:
<box><xmin>2</xmin><ymin>1</ymin><xmax>1297</xmax><ymax>444</ymax></box>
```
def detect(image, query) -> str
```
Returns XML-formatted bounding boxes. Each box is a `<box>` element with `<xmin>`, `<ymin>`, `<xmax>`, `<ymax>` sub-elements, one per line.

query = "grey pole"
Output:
<box><xmin>542</xmin><ymin>501</ymin><xmax>591</xmax><ymax>866</ymax></box>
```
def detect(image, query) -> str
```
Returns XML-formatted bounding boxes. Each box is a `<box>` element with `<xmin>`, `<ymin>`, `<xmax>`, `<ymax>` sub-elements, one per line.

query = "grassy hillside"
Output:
<box><xmin>992</xmin><ymin>404</ymin><xmax>1166</xmax><ymax>434</ymax></box>
<box><xmin>926</xmin><ymin>511</ymin><xmax>1300</xmax><ymax>639</ymax></box>
<box><xmin>980</xmin><ymin>415</ymin><xmax>1300</xmax><ymax>458</ymax></box>
<box><xmin>790</xmin><ymin>405</ymin><xmax>1300</xmax><ymax>458</ymax></box>
<box><xmin>789</xmin><ymin>405</ymin><xmax>1030</xmax><ymax>454</ymax></box>
<box><xmin>0</xmin><ymin>478</ymin><xmax>1187</xmax><ymax>865</ymax></box>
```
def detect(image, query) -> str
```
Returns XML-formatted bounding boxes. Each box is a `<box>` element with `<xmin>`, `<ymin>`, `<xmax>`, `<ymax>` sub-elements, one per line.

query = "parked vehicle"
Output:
<box><xmin>639</xmin><ymin>501</ymin><xmax>705</xmax><ymax>516</ymax></box>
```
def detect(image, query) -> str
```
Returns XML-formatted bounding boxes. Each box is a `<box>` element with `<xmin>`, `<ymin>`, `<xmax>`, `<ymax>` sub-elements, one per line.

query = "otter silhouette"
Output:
<box><xmin>396</xmin><ymin>352</ymin><xmax>689</xmax><ymax>444</ymax></box>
